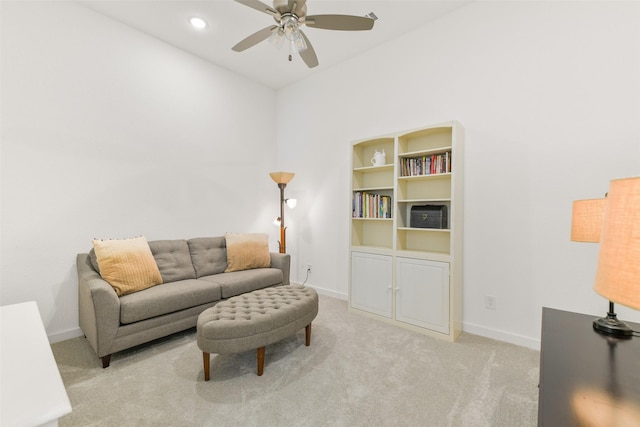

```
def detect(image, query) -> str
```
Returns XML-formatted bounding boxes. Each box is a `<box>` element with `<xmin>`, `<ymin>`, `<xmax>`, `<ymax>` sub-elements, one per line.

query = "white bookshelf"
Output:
<box><xmin>349</xmin><ymin>121</ymin><xmax>464</xmax><ymax>341</ymax></box>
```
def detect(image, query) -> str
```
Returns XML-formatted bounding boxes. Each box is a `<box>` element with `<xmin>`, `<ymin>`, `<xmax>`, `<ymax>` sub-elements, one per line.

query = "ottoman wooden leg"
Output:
<box><xmin>257</xmin><ymin>347</ymin><xmax>265</xmax><ymax>376</ymax></box>
<box><xmin>306</xmin><ymin>323</ymin><xmax>312</xmax><ymax>346</ymax></box>
<box><xmin>203</xmin><ymin>352</ymin><xmax>210</xmax><ymax>381</ymax></box>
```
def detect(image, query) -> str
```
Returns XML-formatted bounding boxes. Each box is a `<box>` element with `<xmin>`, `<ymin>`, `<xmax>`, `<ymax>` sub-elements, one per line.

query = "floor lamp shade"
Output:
<box><xmin>571</xmin><ymin>198</ymin><xmax>606</xmax><ymax>243</ymax></box>
<box><xmin>594</xmin><ymin>177</ymin><xmax>640</xmax><ymax>311</ymax></box>
<box><xmin>269</xmin><ymin>172</ymin><xmax>295</xmax><ymax>185</ymax></box>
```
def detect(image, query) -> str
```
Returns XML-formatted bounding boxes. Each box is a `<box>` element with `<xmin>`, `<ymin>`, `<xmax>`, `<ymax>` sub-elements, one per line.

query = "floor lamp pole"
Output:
<box><xmin>278</xmin><ymin>183</ymin><xmax>286</xmax><ymax>254</ymax></box>
<box><xmin>269</xmin><ymin>171</ymin><xmax>295</xmax><ymax>255</ymax></box>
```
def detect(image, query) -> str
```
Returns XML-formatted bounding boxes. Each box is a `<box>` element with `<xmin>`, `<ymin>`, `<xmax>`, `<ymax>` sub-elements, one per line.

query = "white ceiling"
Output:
<box><xmin>77</xmin><ymin>1</ymin><xmax>472</xmax><ymax>89</ymax></box>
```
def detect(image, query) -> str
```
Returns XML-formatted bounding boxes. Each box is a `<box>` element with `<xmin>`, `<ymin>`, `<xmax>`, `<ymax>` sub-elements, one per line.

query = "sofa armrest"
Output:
<box><xmin>77</xmin><ymin>253</ymin><xmax>120</xmax><ymax>358</ymax></box>
<box><xmin>269</xmin><ymin>252</ymin><xmax>291</xmax><ymax>286</ymax></box>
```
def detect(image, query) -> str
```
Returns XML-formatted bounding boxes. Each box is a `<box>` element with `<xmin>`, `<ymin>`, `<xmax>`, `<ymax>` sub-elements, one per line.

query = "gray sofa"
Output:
<box><xmin>77</xmin><ymin>236</ymin><xmax>290</xmax><ymax>368</ymax></box>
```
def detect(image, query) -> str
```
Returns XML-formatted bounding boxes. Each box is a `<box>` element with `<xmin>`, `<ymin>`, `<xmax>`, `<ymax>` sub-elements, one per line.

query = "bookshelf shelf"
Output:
<box><xmin>397</xmin><ymin>198</ymin><xmax>451</xmax><ymax>203</ymax></box>
<box><xmin>399</xmin><ymin>146</ymin><xmax>453</xmax><ymax>158</ymax></box>
<box><xmin>353</xmin><ymin>186</ymin><xmax>393</xmax><ymax>191</ymax></box>
<box><xmin>397</xmin><ymin>173</ymin><xmax>451</xmax><ymax>181</ymax></box>
<box><xmin>397</xmin><ymin>227</ymin><xmax>450</xmax><ymax>232</ymax></box>
<box><xmin>349</xmin><ymin>121</ymin><xmax>464</xmax><ymax>341</ymax></box>
<box><xmin>353</xmin><ymin>164</ymin><xmax>394</xmax><ymax>172</ymax></box>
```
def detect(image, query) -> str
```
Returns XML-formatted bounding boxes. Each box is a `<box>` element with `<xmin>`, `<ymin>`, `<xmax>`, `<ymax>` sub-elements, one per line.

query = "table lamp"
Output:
<box><xmin>571</xmin><ymin>198</ymin><xmax>606</xmax><ymax>243</ymax></box>
<box><xmin>592</xmin><ymin>176</ymin><xmax>640</xmax><ymax>336</ymax></box>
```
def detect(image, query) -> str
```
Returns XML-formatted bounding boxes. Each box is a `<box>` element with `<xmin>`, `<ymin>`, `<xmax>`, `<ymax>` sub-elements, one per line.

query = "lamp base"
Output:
<box><xmin>592</xmin><ymin>315</ymin><xmax>633</xmax><ymax>337</ymax></box>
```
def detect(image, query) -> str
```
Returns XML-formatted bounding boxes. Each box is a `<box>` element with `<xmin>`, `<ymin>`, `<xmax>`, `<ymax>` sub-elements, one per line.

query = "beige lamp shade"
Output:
<box><xmin>269</xmin><ymin>172</ymin><xmax>295</xmax><ymax>185</ymax></box>
<box><xmin>571</xmin><ymin>198</ymin><xmax>606</xmax><ymax>242</ymax></box>
<box><xmin>594</xmin><ymin>176</ymin><xmax>640</xmax><ymax>311</ymax></box>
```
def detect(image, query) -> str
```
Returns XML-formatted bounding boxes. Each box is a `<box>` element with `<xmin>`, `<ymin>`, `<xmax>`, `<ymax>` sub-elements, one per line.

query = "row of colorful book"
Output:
<box><xmin>399</xmin><ymin>151</ymin><xmax>451</xmax><ymax>177</ymax></box>
<box><xmin>353</xmin><ymin>191</ymin><xmax>392</xmax><ymax>219</ymax></box>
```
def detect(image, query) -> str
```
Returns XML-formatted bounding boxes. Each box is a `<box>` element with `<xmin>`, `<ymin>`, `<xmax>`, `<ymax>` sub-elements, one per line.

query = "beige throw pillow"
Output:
<box><xmin>224</xmin><ymin>233</ymin><xmax>270</xmax><ymax>272</ymax></box>
<box><xmin>92</xmin><ymin>236</ymin><xmax>163</xmax><ymax>296</ymax></box>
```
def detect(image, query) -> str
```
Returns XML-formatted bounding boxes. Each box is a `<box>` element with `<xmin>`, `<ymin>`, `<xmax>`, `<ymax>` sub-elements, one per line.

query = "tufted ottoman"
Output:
<box><xmin>197</xmin><ymin>285</ymin><xmax>318</xmax><ymax>380</ymax></box>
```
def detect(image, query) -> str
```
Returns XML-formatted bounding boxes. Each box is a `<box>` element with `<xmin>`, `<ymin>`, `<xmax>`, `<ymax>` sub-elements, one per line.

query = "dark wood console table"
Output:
<box><xmin>538</xmin><ymin>307</ymin><xmax>640</xmax><ymax>426</ymax></box>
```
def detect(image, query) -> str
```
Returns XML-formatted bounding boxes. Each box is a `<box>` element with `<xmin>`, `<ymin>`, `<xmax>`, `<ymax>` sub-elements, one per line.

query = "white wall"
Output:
<box><xmin>2</xmin><ymin>1</ymin><xmax>639</xmax><ymax>349</ymax></box>
<box><xmin>1</xmin><ymin>1</ymin><xmax>278</xmax><ymax>341</ymax></box>
<box><xmin>277</xmin><ymin>1</ymin><xmax>640</xmax><ymax>348</ymax></box>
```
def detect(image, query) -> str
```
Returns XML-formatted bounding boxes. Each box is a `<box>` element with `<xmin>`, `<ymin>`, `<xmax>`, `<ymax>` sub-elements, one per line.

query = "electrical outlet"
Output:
<box><xmin>485</xmin><ymin>295</ymin><xmax>496</xmax><ymax>310</ymax></box>
<box><xmin>305</xmin><ymin>264</ymin><xmax>312</xmax><ymax>274</ymax></box>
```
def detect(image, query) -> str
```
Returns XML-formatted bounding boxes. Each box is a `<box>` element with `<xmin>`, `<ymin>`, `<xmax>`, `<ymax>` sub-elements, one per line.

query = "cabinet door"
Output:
<box><xmin>350</xmin><ymin>252</ymin><xmax>392</xmax><ymax>318</ymax></box>
<box><xmin>396</xmin><ymin>257</ymin><xmax>449</xmax><ymax>333</ymax></box>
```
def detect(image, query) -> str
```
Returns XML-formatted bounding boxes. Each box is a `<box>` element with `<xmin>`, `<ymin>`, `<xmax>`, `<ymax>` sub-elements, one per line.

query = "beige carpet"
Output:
<box><xmin>52</xmin><ymin>294</ymin><xmax>540</xmax><ymax>426</ymax></box>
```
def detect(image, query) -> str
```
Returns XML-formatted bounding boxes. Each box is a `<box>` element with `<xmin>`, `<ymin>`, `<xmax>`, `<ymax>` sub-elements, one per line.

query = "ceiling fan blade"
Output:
<box><xmin>298</xmin><ymin>30</ymin><xmax>318</xmax><ymax>68</ymax></box>
<box><xmin>234</xmin><ymin>0</ymin><xmax>281</xmax><ymax>19</ymax></box>
<box><xmin>305</xmin><ymin>15</ymin><xmax>374</xmax><ymax>31</ymax></box>
<box><xmin>232</xmin><ymin>25</ymin><xmax>278</xmax><ymax>52</ymax></box>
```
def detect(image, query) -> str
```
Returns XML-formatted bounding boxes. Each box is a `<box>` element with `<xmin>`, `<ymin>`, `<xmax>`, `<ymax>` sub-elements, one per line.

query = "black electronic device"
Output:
<box><xmin>410</xmin><ymin>205</ymin><xmax>448</xmax><ymax>229</ymax></box>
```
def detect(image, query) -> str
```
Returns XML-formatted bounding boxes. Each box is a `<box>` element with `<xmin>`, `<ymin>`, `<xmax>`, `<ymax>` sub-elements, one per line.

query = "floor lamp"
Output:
<box><xmin>269</xmin><ymin>172</ymin><xmax>296</xmax><ymax>253</ymax></box>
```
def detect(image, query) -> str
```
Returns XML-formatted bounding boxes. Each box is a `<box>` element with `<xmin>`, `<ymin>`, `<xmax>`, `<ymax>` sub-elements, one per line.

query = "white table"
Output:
<box><xmin>1</xmin><ymin>301</ymin><xmax>72</xmax><ymax>426</ymax></box>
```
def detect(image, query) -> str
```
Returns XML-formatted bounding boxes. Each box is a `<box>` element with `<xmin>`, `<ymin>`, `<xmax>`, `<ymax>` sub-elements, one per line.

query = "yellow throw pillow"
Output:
<box><xmin>92</xmin><ymin>236</ymin><xmax>163</xmax><ymax>296</ymax></box>
<box><xmin>224</xmin><ymin>233</ymin><xmax>270</xmax><ymax>272</ymax></box>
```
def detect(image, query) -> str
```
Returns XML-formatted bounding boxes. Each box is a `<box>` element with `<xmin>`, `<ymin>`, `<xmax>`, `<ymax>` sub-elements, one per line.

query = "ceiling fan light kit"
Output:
<box><xmin>232</xmin><ymin>0</ymin><xmax>375</xmax><ymax>68</ymax></box>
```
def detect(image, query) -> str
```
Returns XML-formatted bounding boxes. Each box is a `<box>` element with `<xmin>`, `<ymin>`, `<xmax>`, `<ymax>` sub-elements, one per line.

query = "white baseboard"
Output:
<box><xmin>48</xmin><ymin>327</ymin><xmax>84</xmax><ymax>344</ymax></box>
<box><xmin>462</xmin><ymin>321</ymin><xmax>540</xmax><ymax>351</ymax></box>
<box><xmin>290</xmin><ymin>282</ymin><xmax>348</xmax><ymax>301</ymax></box>
<box><xmin>292</xmin><ymin>283</ymin><xmax>539</xmax><ymax>350</ymax></box>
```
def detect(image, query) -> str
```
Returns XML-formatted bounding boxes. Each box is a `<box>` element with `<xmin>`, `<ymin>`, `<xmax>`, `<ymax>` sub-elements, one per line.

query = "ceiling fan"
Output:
<box><xmin>232</xmin><ymin>0</ymin><xmax>375</xmax><ymax>68</ymax></box>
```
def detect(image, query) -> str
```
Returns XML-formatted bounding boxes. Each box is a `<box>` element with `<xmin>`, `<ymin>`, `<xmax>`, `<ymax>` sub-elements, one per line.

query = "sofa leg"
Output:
<box><xmin>257</xmin><ymin>347</ymin><xmax>265</xmax><ymax>376</ymax></box>
<box><xmin>203</xmin><ymin>352</ymin><xmax>210</xmax><ymax>381</ymax></box>
<box><xmin>305</xmin><ymin>323</ymin><xmax>312</xmax><ymax>346</ymax></box>
<box><xmin>101</xmin><ymin>355</ymin><xmax>111</xmax><ymax>368</ymax></box>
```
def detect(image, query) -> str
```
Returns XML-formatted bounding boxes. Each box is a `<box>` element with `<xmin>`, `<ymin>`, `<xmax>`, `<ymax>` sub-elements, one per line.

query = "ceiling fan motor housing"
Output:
<box><xmin>273</xmin><ymin>0</ymin><xmax>307</xmax><ymax>17</ymax></box>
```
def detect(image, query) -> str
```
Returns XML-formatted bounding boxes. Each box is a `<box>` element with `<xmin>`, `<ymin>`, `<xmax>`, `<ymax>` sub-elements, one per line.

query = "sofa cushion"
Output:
<box><xmin>92</xmin><ymin>236</ymin><xmax>163</xmax><ymax>297</ymax></box>
<box><xmin>187</xmin><ymin>237</ymin><xmax>227</xmax><ymax>278</ymax></box>
<box><xmin>148</xmin><ymin>240</ymin><xmax>196</xmax><ymax>283</ymax></box>
<box><xmin>200</xmin><ymin>268</ymin><xmax>283</xmax><ymax>299</ymax></box>
<box><xmin>224</xmin><ymin>233</ymin><xmax>270</xmax><ymax>272</ymax></box>
<box><xmin>119</xmin><ymin>279</ymin><xmax>222</xmax><ymax>324</ymax></box>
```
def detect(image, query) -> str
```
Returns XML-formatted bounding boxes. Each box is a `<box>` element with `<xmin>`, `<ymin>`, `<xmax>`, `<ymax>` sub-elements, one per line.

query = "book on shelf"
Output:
<box><xmin>400</xmin><ymin>151</ymin><xmax>451</xmax><ymax>177</ymax></box>
<box><xmin>352</xmin><ymin>191</ymin><xmax>392</xmax><ymax>219</ymax></box>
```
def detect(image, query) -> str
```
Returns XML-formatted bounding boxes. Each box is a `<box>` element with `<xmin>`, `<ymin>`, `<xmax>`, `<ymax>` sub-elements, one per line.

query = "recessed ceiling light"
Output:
<box><xmin>189</xmin><ymin>17</ymin><xmax>207</xmax><ymax>30</ymax></box>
